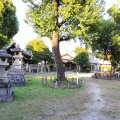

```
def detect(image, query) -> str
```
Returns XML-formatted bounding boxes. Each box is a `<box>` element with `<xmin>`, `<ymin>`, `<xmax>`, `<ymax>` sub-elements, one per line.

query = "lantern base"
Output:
<box><xmin>0</xmin><ymin>82</ymin><xmax>14</xmax><ymax>101</ymax></box>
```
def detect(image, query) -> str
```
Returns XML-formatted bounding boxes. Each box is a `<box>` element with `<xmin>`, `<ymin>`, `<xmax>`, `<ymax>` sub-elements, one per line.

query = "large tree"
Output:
<box><xmin>26</xmin><ymin>38</ymin><xmax>54</xmax><ymax>65</ymax></box>
<box><xmin>23</xmin><ymin>0</ymin><xmax>104</xmax><ymax>82</ymax></box>
<box><xmin>0</xmin><ymin>0</ymin><xmax>19</xmax><ymax>48</ymax></box>
<box><xmin>91</xmin><ymin>20</ymin><xmax>115</xmax><ymax>58</ymax></box>
<box><xmin>90</xmin><ymin>4</ymin><xmax>120</xmax><ymax>70</ymax></box>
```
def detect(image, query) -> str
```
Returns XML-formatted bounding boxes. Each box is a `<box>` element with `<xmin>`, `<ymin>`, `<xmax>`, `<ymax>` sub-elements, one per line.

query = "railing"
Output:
<box><xmin>41</xmin><ymin>76</ymin><xmax>82</xmax><ymax>89</ymax></box>
<box><xmin>92</xmin><ymin>72</ymin><xmax>120</xmax><ymax>80</ymax></box>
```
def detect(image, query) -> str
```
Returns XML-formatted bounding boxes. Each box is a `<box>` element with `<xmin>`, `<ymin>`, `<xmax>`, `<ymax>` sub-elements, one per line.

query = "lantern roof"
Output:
<box><xmin>0</xmin><ymin>47</ymin><xmax>12</xmax><ymax>58</ymax></box>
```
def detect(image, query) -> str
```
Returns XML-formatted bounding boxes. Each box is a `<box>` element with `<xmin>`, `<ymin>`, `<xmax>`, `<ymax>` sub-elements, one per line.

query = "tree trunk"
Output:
<box><xmin>51</xmin><ymin>31</ymin><xmax>66</xmax><ymax>83</ymax></box>
<box><xmin>51</xmin><ymin>0</ymin><xmax>66</xmax><ymax>83</ymax></box>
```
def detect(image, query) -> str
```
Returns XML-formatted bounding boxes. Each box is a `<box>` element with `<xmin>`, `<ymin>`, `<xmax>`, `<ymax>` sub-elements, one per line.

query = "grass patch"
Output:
<box><xmin>14</xmin><ymin>73</ymin><xmax>80</xmax><ymax>100</ymax></box>
<box><xmin>0</xmin><ymin>73</ymin><xmax>81</xmax><ymax>120</ymax></box>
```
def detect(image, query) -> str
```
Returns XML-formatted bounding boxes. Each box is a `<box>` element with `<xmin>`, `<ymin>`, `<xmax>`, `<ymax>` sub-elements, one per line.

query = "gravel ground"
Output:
<box><xmin>37</xmin><ymin>73</ymin><xmax>120</xmax><ymax>120</ymax></box>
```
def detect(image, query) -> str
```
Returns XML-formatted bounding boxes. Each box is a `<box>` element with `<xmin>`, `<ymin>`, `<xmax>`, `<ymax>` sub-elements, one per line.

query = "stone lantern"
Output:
<box><xmin>7</xmin><ymin>44</ymin><xmax>26</xmax><ymax>86</ymax></box>
<box><xmin>11</xmin><ymin>44</ymin><xmax>23</xmax><ymax>69</ymax></box>
<box><xmin>0</xmin><ymin>47</ymin><xmax>14</xmax><ymax>101</ymax></box>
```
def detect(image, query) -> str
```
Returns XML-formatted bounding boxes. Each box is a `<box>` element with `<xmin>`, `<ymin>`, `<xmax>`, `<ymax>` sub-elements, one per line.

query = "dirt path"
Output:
<box><xmin>40</xmin><ymin>76</ymin><xmax>111</xmax><ymax>120</ymax></box>
<box><xmin>80</xmin><ymin>81</ymin><xmax>107</xmax><ymax>120</ymax></box>
<box><xmin>36</xmin><ymin>74</ymin><xmax>120</xmax><ymax>120</ymax></box>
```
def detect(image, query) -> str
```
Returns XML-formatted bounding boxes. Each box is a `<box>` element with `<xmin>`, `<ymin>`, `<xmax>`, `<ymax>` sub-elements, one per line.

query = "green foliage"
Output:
<box><xmin>107</xmin><ymin>4</ymin><xmax>120</xmax><ymax>68</ymax></box>
<box><xmin>96</xmin><ymin>53</ymin><xmax>104</xmax><ymax>59</ymax></box>
<box><xmin>74</xmin><ymin>47</ymin><xmax>89</xmax><ymax>55</ymax></box>
<box><xmin>107</xmin><ymin>4</ymin><xmax>120</xmax><ymax>24</ymax></box>
<box><xmin>90</xmin><ymin>18</ymin><xmax>120</xmax><ymax>68</ymax></box>
<box><xmin>91</xmin><ymin>20</ymin><xmax>114</xmax><ymax>54</ymax></box>
<box><xmin>74</xmin><ymin>52</ymin><xmax>91</xmax><ymax>72</ymax></box>
<box><xmin>0</xmin><ymin>0</ymin><xmax>19</xmax><ymax>48</ymax></box>
<box><xmin>24</xmin><ymin>0</ymin><xmax>104</xmax><ymax>40</ymax></box>
<box><xmin>26</xmin><ymin>38</ymin><xmax>47</xmax><ymax>52</ymax></box>
<box><xmin>26</xmin><ymin>38</ymin><xmax>54</xmax><ymax>64</ymax></box>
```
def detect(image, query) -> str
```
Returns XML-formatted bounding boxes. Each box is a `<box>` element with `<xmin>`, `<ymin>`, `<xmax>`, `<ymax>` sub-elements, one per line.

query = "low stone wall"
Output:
<box><xmin>92</xmin><ymin>72</ymin><xmax>120</xmax><ymax>80</ymax></box>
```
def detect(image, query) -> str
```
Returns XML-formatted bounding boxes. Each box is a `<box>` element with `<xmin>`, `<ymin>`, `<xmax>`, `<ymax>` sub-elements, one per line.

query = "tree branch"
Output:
<box><xmin>23</xmin><ymin>0</ymin><xmax>39</xmax><ymax>7</ymax></box>
<box><xmin>58</xmin><ymin>20</ymin><xmax>66</xmax><ymax>28</ymax></box>
<box><xmin>58</xmin><ymin>18</ymin><xmax>70</xmax><ymax>28</ymax></box>
<box><xmin>59</xmin><ymin>36</ymin><xmax>71</xmax><ymax>42</ymax></box>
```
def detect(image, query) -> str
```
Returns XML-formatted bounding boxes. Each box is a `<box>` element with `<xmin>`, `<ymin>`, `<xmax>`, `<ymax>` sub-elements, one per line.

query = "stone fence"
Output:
<box><xmin>27</xmin><ymin>64</ymin><xmax>50</xmax><ymax>73</ymax></box>
<box><xmin>92</xmin><ymin>72</ymin><xmax>120</xmax><ymax>80</ymax></box>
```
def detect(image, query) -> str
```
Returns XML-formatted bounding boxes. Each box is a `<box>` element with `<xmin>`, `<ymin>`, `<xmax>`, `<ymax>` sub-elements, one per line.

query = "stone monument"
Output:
<box><xmin>7</xmin><ymin>44</ymin><xmax>26</xmax><ymax>86</ymax></box>
<box><xmin>0</xmin><ymin>47</ymin><xmax>14</xmax><ymax>101</ymax></box>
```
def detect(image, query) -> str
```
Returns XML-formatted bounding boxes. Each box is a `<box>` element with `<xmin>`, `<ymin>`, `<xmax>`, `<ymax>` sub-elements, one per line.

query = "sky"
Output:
<box><xmin>12</xmin><ymin>0</ymin><xmax>119</xmax><ymax>54</ymax></box>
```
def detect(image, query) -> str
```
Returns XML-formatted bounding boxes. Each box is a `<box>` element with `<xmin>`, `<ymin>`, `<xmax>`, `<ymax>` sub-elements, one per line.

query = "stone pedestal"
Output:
<box><xmin>7</xmin><ymin>70</ymin><xmax>25</xmax><ymax>86</ymax></box>
<box><xmin>7</xmin><ymin>45</ymin><xmax>26</xmax><ymax>86</ymax></box>
<box><xmin>0</xmin><ymin>82</ymin><xmax>14</xmax><ymax>101</ymax></box>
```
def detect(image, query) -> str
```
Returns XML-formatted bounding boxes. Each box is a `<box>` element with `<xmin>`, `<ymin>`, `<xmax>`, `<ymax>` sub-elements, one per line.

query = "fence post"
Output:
<box><xmin>55</xmin><ymin>81</ymin><xmax>57</xmax><ymax>88</ymax></box>
<box><xmin>72</xmin><ymin>77</ymin><xmax>74</xmax><ymax>83</ymax></box>
<box><xmin>68</xmin><ymin>81</ymin><xmax>70</xmax><ymax>88</ymax></box>
<box><xmin>76</xmin><ymin>72</ymin><xmax>79</xmax><ymax>85</ymax></box>
<box><xmin>50</xmin><ymin>76</ymin><xmax>52</xmax><ymax>82</ymax></box>
<box><xmin>42</xmin><ymin>77</ymin><xmax>43</xmax><ymax>84</ymax></box>
<box><xmin>45</xmin><ymin>77</ymin><xmax>47</xmax><ymax>86</ymax></box>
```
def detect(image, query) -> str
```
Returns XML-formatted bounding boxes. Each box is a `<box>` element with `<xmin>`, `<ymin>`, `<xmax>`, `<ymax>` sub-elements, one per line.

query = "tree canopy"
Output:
<box><xmin>24</xmin><ymin>0</ymin><xmax>104</xmax><ymax>40</ymax></box>
<box><xmin>0</xmin><ymin>0</ymin><xmax>19</xmax><ymax>48</ymax></box>
<box><xmin>74</xmin><ymin>52</ymin><xmax>91</xmax><ymax>72</ymax></box>
<box><xmin>90</xmin><ymin>3</ymin><xmax>120</xmax><ymax>70</ymax></box>
<box><xmin>26</xmin><ymin>38</ymin><xmax>54</xmax><ymax>64</ymax></box>
<box><xmin>74</xmin><ymin>47</ymin><xmax>89</xmax><ymax>55</ymax></box>
<box><xmin>23</xmin><ymin>0</ymin><xmax>105</xmax><ymax>82</ymax></box>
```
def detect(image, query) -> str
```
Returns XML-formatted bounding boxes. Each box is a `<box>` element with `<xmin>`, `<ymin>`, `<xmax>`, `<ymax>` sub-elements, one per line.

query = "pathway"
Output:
<box><xmin>80</xmin><ymin>81</ymin><xmax>107</xmax><ymax>120</ymax></box>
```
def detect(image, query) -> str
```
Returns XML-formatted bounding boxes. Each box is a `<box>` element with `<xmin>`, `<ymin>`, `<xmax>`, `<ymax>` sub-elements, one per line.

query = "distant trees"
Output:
<box><xmin>74</xmin><ymin>47</ymin><xmax>89</xmax><ymax>55</ymax></box>
<box><xmin>74</xmin><ymin>47</ymin><xmax>91</xmax><ymax>72</ymax></box>
<box><xmin>0</xmin><ymin>0</ymin><xmax>19</xmax><ymax>48</ymax></box>
<box><xmin>26</xmin><ymin>38</ymin><xmax>54</xmax><ymax>65</ymax></box>
<box><xmin>74</xmin><ymin>52</ymin><xmax>91</xmax><ymax>72</ymax></box>
<box><xmin>23</xmin><ymin>0</ymin><xmax>104</xmax><ymax>82</ymax></box>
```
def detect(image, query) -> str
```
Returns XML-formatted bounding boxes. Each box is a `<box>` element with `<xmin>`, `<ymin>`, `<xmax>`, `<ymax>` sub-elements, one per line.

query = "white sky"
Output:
<box><xmin>12</xmin><ymin>0</ymin><xmax>119</xmax><ymax>54</ymax></box>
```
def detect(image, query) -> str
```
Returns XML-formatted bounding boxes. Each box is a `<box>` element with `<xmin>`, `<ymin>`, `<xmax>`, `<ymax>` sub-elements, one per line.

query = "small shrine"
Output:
<box><xmin>7</xmin><ymin>44</ymin><xmax>26</xmax><ymax>86</ymax></box>
<box><xmin>0</xmin><ymin>47</ymin><xmax>14</xmax><ymax>101</ymax></box>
